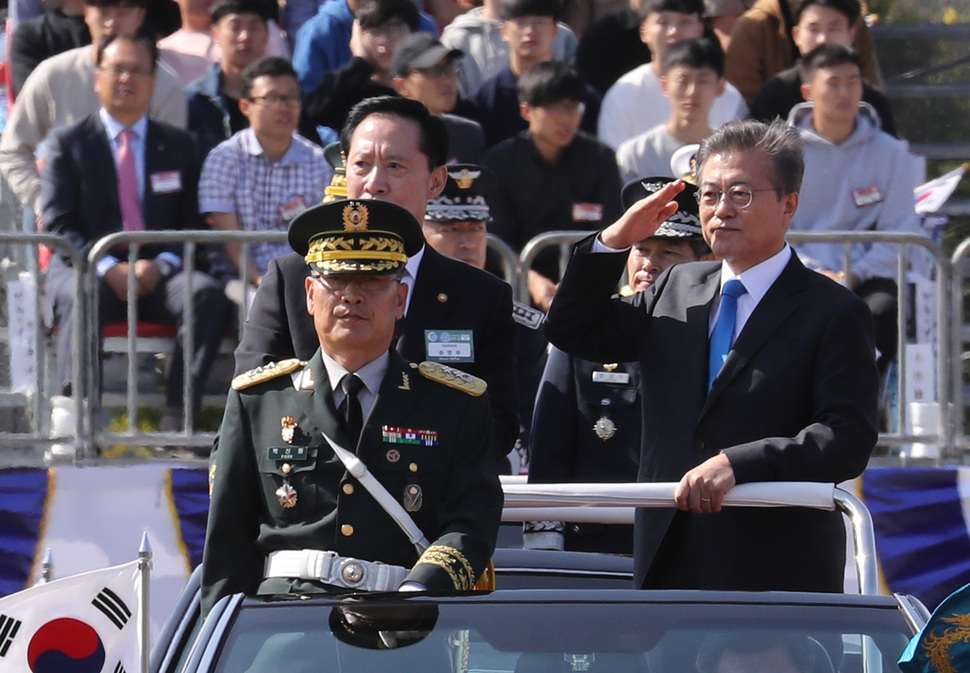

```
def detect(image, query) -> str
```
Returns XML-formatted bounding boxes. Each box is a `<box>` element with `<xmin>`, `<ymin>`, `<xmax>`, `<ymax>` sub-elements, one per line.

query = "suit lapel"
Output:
<box><xmin>89</xmin><ymin>116</ymin><xmax>121</xmax><ymax>227</ymax></box>
<box><xmin>397</xmin><ymin>248</ymin><xmax>453</xmax><ymax>361</ymax></box>
<box><xmin>143</xmin><ymin>122</ymin><xmax>161</xmax><ymax>228</ymax></box>
<box><xmin>357</xmin><ymin>351</ymin><xmax>419</xmax><ymax>464</ymax></box>
<box><xmin>292</xmin><ymin>351</ymin><xmax>347</xmax><ymax>449</ymax></box>
<box><xmin>685</xmin><ymin>267</ymin><xmax>721</xmax><ymax>399</ymax></box>
<box><xmin>700</xmin><ymin>256</ymin><xmax>807</xmax><ymax>415</ymax></box>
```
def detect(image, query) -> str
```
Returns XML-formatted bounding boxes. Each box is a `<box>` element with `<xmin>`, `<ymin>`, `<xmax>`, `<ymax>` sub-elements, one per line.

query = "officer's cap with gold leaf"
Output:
<box><xmin>288</xmin><ymin>199</ymin><xmax>425</xmax><ymax>275</ymax></box>
<box><xmin>426</xmin><ymin>164</ymin><xmax>496</xmax><ymax>223</ymax></box>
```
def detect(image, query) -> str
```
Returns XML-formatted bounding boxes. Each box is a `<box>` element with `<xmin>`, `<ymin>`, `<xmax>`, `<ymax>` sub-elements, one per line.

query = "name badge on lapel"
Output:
<box><xmin>425</xmin><ymin>329</ymin><xmax>475</xmax><ymax>363</ymax></box>
<box><xmin>592</xmin><ymin>371</ymin><xmax>631</xmax><ymax>385</ymax></box>
<box><xmin>151</xmin><ymin>171</ymin><xmax>182</xmax><ymax>194</ymax></box>
<box><xmin>267</xmin><ymin>446</ymin><xmax>308</xmax><ymax>461</ymax></box>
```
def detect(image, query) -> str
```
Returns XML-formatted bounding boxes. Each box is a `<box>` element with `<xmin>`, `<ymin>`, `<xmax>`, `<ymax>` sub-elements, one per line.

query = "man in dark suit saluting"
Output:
<box><xmin>545</xmin><ymin>119</ymin><xmax>879</xmax><ymax>592</ymax></box>
<box><xmin>41</xmin><ymin>32</ymin><xmax>229</xmax><ymax>424</ymax></box>
<box><xmin>236</xmin><ymin>96</ymin><xmax>519</xmax><ymax>466</ymax></box>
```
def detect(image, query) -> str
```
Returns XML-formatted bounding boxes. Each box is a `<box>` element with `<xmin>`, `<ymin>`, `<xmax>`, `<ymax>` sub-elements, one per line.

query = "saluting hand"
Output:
<box><xmin>599</xmin><ymin>179</ymin><xmax>685</xmax><ymax>250</ymax></box>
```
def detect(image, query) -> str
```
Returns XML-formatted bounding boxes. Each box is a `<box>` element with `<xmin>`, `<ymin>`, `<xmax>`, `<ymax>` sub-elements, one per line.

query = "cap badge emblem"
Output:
<box><xmin>342</xmin><ymin>203</ymin><xmax>369</xmax><ymax>231</ymax></box>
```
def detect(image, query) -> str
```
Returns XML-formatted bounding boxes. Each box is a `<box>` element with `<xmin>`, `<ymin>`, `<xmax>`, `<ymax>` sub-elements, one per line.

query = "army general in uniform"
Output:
<box><xmin>202</xmin><ymin>198</ymin><xmax>503</xmax><ymax>615</ymax></box>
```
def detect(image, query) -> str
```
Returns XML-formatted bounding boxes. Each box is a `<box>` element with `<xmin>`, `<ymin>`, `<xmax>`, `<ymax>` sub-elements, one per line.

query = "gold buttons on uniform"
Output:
<box><xmin>437</xmin><ymin>293</ymin><xmax>448</xmax><ymax>303</ymax></box>
<box><xmin>281</xmin><ymin>463</ymin><xmax>292</xmax><ymax>475</ymax></box>
<box><xmin>409</xmin><ymin>462</ymin><xmax>418</xmax><ymax>473</ymax></box>
<box><xmin>341</xmin><ymin>524</ymin><xmax>354</xmax><ymax>536</ymax></box>
<box><xmin>342</xmin><ymin>483</ymin><xmax>354</xmax><ymax>495</ymax></box>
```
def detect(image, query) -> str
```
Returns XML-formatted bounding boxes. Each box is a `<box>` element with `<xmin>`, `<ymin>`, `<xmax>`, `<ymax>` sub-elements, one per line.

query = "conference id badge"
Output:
<box><xmin>572</xmin><ymin>203</ymin><xmax>604</xmax><ymax>222</ymax></box>
<box><xmin>425</xmin><ymin>330</ymin><xmax>475</xmax><ymax>363</ymax></box>
<box><xmin>150</xmin><ymin>171</ymin><xmax>182</xmax><ymax>194</ymax></box>
<box><xmin>852</xmin><ymin>185</ymin><xmax>883</xmax><ymax>207</ymax></box>
<box><xmin>279</xmin><ymin>196</ymin><xmax>308</xmax><ymax>222</ymax></box>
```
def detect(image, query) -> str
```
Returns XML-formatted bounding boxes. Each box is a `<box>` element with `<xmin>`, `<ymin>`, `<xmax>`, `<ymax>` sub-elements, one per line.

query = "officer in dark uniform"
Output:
<box><xmin>525</xmin><ymin>177</ymin><xmax>709</xmax><ymax>554</ymax></box>
<box><xmin>202</xmin><ymin>198</ymin><xmax>504</xmax><ymax>615</ymax></box>
<box><xmin>423</xmin><ymin>164</ymin><xmax>548</xmax><ymax>473</ymax></box>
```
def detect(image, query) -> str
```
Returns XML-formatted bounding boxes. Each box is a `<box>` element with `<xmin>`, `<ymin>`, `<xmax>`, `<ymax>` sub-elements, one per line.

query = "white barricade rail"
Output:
<box><xmin>499</xmin><ymin>480</ymin><xmax>879</xmax><ymax>596</ymax></box>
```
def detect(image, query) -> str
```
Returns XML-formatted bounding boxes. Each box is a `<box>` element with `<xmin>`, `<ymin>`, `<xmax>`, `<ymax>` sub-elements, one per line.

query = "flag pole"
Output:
<box><xmin>40</xmin><ymin>548</ymin><xmax>53</xmax><ymax>584</ymax></box>
<box><xmin>138</xmin><ymin>532</ymin><xmax>152</xmax><ymax>673</ymax></box>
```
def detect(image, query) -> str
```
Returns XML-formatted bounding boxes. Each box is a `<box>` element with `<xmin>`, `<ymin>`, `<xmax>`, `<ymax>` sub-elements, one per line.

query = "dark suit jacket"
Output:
<box><xmin>545</xmin><ymin>237</ymin><xmax>879</xmax><ymax>591</ymax></box>
<box><xmin>40</xmin><ymin>113</ymin><xmax>200</xmax><ymax>266</ymax></box>
<box><xmin>202</xmin><ymin>349</ymin><xmax>503</xmax><ymax>613</ymax></box>
<box><xmin>235</xmin><ymin>248</ymin><xmax>519</xmax><ymax>460</ymax></box>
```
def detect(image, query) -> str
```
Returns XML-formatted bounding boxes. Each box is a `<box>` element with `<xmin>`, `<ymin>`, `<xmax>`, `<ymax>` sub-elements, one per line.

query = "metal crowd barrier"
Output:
<box><xmin>949</xmin><ymin>238</ymin><xmax>970</xmax><ymax>455</ymax></box>
<box><xmin>0</xmin><ymin>227</ymin><xmax>966</xmax><ymax>462</ymax></box>
<box><xmin>0</xmin><ymin>233</ymin><xmax>89</xmax><ymax>458</ymax></box>
<box><xmin>86</xmin><ymin>230</ymin><xmax>288</xmax><ymax>454</ymax></box>
<box><xmin>518</xmin><ymin>229</ymin><xmax>953</xmax><ymax>456</ymax></box>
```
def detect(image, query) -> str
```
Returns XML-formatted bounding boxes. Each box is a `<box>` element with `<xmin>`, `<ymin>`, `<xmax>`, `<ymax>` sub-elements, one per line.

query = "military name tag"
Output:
<box><xmin>592</xmin><ymin>371</ymin><xmax>631</xmax><ymax>385</ymax></box>
<box><xmin>425</xmin><ymin>330</ymin><xmax>475</xmax><ymax>363</ymax></box>
<box><xmin>267</xmin><ymin>446</ymin><xmax>308</xmax><ymax>461</ymax></box>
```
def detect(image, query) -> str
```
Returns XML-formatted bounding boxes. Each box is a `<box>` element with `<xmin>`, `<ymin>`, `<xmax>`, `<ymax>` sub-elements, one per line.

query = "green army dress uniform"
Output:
<box><xmin>202</xmin><ymin>349</ymin><xmax>502</xmax><ymax>613</ymax></box>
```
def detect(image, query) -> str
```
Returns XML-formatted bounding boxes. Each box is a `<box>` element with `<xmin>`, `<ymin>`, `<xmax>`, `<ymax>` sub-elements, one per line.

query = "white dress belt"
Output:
<box><xmin>265</xmin><ymin>549</ymin><xmax>409</xmax><ymax>592</ymax></box>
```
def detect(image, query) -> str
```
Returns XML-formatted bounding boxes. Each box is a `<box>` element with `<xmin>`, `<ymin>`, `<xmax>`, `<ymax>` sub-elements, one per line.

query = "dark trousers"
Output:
<box><xmin>856</xmin><ymin>277</ymin><xmax>898</xmax><ymax>374</ymax></box>
<box><xmin>49</xmin><ymin>261</ymin><xmax>229</xmax><ymax>409</ymax></box>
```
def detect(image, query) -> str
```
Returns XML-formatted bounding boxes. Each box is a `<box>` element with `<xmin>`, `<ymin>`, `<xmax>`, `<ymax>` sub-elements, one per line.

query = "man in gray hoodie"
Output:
<box><xmin>787</xmin><ymin>43</ymin><xmax>918</xmax><ymax>375</ymax></box>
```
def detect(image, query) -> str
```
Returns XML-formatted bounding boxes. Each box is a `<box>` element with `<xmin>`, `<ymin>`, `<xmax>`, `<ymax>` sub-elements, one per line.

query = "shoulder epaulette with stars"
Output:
<box><xmin>231</xmin><ymin>359</ymin><xmax>306</xmax><ymax>390</ymax></box>
<box><xmin>415</xmin><ymin>361</ymin><xmax>487</xmax><ymax>396</ymax></box>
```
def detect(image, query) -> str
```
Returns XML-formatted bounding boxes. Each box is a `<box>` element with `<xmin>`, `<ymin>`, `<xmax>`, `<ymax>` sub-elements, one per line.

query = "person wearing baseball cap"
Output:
<box><xmin>203</xmin><ymin>197</ymin><xmax>503</xmax><ymax>614</ymax></box>
<box><xmin>391</xmin><ymin>33</ymin><xmax>486</xmax><ymax>163</ymax></box>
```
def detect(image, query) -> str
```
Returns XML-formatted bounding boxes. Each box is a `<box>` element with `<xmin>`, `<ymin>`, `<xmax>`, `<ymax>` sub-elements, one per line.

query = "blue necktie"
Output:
<box><xmin>708</xmin><ymin>279</ymin><xmax>747</xmax><ymax>389</ymax></box>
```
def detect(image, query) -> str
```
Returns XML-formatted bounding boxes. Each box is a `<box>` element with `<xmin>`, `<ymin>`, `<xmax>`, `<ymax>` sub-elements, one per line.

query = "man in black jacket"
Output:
<box><xmin>235</xmin><ymin>96</ymin><xmax>520</xmax><ymax>466</ymax></box>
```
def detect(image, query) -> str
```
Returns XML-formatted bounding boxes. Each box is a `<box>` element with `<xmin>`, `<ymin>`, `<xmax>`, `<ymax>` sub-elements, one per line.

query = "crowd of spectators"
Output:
<box><xmin>0</xmin><ymin>0</ymin><xmax>917</xmax><ymax>468</ymax></box>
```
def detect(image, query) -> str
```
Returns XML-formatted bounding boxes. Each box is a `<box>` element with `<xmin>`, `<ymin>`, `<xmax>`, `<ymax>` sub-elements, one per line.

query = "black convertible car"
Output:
<box><xmin>152</xmin><ymin>484</ymin><xmax>929</xmax><ymax>673</ymax></box>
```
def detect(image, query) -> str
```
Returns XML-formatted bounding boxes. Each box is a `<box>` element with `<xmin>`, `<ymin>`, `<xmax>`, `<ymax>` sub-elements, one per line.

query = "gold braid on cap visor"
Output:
<box><xmin>304</xmin><ymin>233</ymin><xmax>408</xmax><ymax>271</ymax></box>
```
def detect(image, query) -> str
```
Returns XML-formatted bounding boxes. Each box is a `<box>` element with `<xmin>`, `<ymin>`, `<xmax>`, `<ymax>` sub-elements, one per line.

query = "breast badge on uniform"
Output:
<box><xmin>281</xmin><ymin>416</ymin><xmax>298</xmax><ymax>443</ymax></box>
<box><xmin>593</xmin><ymin>417</ymin><xmax>617</xmax><ymax>441</ymax></box>
<box><xmin>231</xmin><ymin>359</ymin><xmax>305</xmax><ymax>390</ymax></box>
<box><xmin>276</xmin><ymin>483</ymin><xmax>298</xmax><ymax>508</ymax></box>
<box><xmin>417</xmin><ymin>361</ymin><xmax>487</xmax><ymax>396</ymax></box>
<box><xmin>403</xmin><ymin>485</ymin><xmax>423</xmax><ymax>512</ymax></box>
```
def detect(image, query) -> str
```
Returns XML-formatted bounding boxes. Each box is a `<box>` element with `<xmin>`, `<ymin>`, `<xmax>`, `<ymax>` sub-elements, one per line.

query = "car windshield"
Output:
<box><xmin>212</xmin><ymin>594</ymin><xmax>913</xmax><ymax>673</ymax></box>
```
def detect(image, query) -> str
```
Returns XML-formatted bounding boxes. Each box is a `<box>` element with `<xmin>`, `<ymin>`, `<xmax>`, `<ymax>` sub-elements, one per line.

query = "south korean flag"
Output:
<box><xmin>0</xmin><ymin>560</ymin><xmax>141</xmax><ymax>673</ymax></box>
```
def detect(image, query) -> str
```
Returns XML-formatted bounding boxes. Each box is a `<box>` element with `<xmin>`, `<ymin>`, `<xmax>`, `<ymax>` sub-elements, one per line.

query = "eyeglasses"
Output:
<box><xmin>98</xmin><ymin>65</ymin><xmax>154</xmax><ymax>79</ymax></box>
<box><xmin>249</xmin><ymin>94</ymin><xmax>302</xmax><ymax>109</ymax></box>
<box><xmin>310</xmin><ymin>274</ymin><xmax>399</xmax><ymax>294</ymax></box>
<box><xmin>363</xmin><ymin>21</ymin><xmax>410</xmax><ymax>40</ymax></box>
<box><xmin>509</xmin><ymin>16</ymin><xmax>555</xmax><ymax>30</ymax></box>
<box><xmin>694</xmin><ymin>186</ymin><xmax>778</xmax><ymax>210</ymax></box>
<box><xmin>413</xmin><ymin>62</ymin><xmax>460</xmax><ymax>79</ymax></box>
<box><xmin>540</xmin><ymin>101</ymin><xmax>586</xmax><ymax>116</ymax></box>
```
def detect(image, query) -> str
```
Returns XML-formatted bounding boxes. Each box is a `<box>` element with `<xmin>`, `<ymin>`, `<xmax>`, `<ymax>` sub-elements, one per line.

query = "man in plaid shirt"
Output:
<box><xmin>200</xmin><ymin>56</ymin><xmax>332</xmax><ymax>291</ymax></box>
